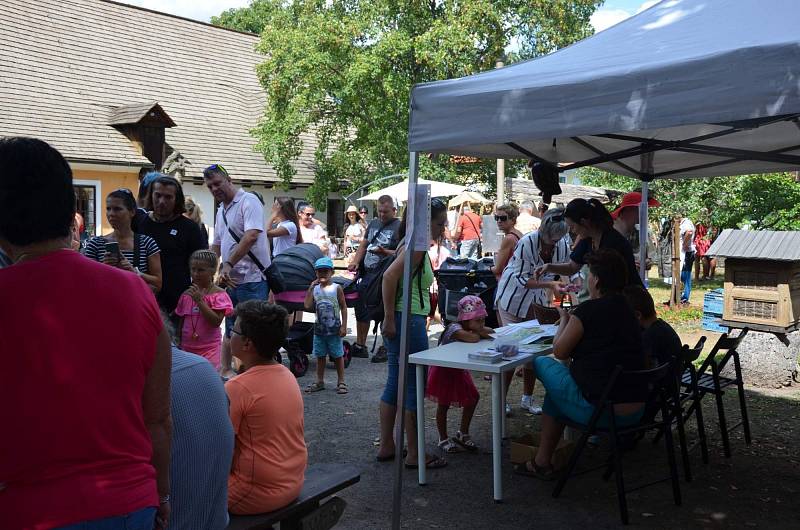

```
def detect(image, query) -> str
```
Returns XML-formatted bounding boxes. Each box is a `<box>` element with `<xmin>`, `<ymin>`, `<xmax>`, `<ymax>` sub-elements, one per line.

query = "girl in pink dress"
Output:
<box><xmin>427</xmin><ymin>295</ymin><xmax>493</xmax><ymax>453</ymax></box>
<box><xmin>175</xmin><ymin>250</ymin><xmax>233</xmax><ymax>368</ymax></box>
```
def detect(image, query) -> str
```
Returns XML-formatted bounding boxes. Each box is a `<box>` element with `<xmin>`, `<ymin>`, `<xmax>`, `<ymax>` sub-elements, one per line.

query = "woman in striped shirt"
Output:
<box><xmin>495</xmin><ymin>208</ymin><xmax>572</xmax><ymax>415</ymax></box>
<box><xmin>83</xmin><ymin>188</ymin><xmax>162</xmax><ymax>292</ymax></box>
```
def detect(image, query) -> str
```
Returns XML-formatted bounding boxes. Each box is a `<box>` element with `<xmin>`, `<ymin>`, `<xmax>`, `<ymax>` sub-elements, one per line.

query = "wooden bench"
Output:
<box><xmin>226</xmin><ymin>464</ymin><xmax>360</xmax><ymax>530</ymax></box>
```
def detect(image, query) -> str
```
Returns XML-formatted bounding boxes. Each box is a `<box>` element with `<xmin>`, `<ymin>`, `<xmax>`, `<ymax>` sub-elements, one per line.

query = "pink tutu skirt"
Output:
<box><xmin>426</xmin><ymin>366</ymin><xmax>479</xmax><ymax>408</ymax></box>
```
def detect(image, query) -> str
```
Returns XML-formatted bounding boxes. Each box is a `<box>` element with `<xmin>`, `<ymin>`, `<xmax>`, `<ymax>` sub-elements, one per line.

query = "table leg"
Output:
<box><xmin>491</xmin><ymin>373</ymin><xmax>503</xmax><ymax>502</ymax></box>
<box><xmin>416</xmin><ymin>365</ymin><xmax>426</xmax><ymax>485</ymax></box>
<box><xmin>501</xmin><ymin>369</ymin><xmax>507</xmax><ymax>439</ymax></box>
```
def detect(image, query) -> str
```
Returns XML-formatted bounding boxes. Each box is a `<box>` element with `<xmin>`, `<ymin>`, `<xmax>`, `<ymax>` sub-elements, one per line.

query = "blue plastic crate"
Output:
<box><xmin>703</xmin><ymin>289</ymin><xmax>725</xmax><ymax>315</ymax></box>
<box><xmin>702</xmin><ymin>313</ymin><xmax>729</xmax><ymax>333</ymax></box>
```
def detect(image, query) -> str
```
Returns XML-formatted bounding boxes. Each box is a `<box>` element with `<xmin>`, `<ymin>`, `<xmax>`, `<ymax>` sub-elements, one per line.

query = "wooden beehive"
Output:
<box><xmin>722</xmin><ymin>258</ymin><xmax>800</xmax><ymax>328</ymax></box>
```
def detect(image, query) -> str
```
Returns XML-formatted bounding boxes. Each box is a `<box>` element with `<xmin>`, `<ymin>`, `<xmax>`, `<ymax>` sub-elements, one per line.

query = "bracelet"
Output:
<box><xmin>159</xmin><ymin>494</ymin><xmax>170</xmax><ymax>504</ymax></box>
<box><xmin>224</xmin><ymin>261</ymin><xmax>234</xmax><ymax>269</ymax></box>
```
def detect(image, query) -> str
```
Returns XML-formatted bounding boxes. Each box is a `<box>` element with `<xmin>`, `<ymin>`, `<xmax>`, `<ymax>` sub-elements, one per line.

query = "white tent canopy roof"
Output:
<box><xmin>408</xmin><ymin>0</ymin><xmax>800</xmax><ymax>180</ymax></box>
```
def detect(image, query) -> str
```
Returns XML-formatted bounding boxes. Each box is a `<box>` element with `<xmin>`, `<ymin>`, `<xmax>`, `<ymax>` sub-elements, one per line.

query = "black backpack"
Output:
<box><xmin>360</xmin><ymin>250</ymin><xmax>426</xmax><ymax>324</ymax></box>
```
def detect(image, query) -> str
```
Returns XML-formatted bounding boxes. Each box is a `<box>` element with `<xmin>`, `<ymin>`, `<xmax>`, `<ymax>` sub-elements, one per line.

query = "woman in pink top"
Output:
<box><xmin>175</xmin><ymin>250</ymin><xmax>233</xmax><ymax>368</ymax></box>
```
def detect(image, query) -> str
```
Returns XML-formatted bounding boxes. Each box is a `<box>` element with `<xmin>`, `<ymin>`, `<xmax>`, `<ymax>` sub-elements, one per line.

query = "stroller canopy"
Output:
<box><xmin>272</xmin><ymin>243</ymin><xmax>324</xmax><ymax>291</ymax></box>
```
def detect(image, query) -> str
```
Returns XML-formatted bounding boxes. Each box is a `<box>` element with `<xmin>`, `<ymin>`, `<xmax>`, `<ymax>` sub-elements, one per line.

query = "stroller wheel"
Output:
<box><xmin>287</xmin><ymin>344</ymin><xmax>309</xmax><ymax>378</ymax></box>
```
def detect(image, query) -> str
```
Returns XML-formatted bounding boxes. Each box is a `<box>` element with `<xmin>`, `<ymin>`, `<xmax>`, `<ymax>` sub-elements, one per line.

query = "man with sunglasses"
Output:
<box><xmin>348</xmin><ymin>194</ymin><xmax>400</xmax><ymax>361</ymax></box>
<box><xmin>204</xmin><ymin>163</ymin><xmax>270</xmax><ymax>378</ymax></box>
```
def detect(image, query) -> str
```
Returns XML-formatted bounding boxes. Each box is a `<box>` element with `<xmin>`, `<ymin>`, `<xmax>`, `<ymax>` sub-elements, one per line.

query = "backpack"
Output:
<box><xmin>359</xmin><ymin>248</ymin><xmax>427</xmax><ymax>324</ymax></box>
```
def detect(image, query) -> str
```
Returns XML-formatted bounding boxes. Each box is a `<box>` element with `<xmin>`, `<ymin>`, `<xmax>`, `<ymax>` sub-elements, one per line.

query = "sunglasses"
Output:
<box><xmin>114</xmin><ymin>188</ymin><xmax>134</xmax><ymax>196</ymax></box>
<box><xmin>205</xmin><ymin>163</ymin><xmax>229</xmax><ymax>177</ymax></box>
<box><xmin>359</xmin><ymin>210</ymin><xmax>368</xmax><ymax>214</ymax></box>
<box><xmin>494</xmin><ymin>215</ymin><xmax>509</xmax><ymax>222</ymax></box>
<box><xmin>303</xmin><ymin>212</ymin><xmax>315</xmax><ymax>217</ymax></box>
<box><xmin>545</xmin><ymin>214</ymin><xmax>565</xmax><ymax>224</ymax></box>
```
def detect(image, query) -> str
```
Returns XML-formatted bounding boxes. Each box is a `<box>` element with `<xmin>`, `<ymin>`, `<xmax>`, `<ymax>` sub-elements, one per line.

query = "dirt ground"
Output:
<box><xmin>297</xmin><ymin>318</ymin><xmax>800</xmax><ymax>530</ymax></box>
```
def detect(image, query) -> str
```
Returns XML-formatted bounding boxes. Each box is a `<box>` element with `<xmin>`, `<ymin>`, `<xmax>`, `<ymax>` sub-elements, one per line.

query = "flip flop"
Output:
<box><xmin>376</xmin><ymin>449</ymin><xmax>408</xmax><ymax>462</ymax></box>
<box><xmin>405</xmin><ymin>455</ymin><xmax>448</xmax><ymax>470</ymax></box>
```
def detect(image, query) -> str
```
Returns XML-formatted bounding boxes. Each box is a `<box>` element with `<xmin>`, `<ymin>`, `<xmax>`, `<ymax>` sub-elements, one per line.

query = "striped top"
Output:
<box><xmin>495</xmin><ymin>231</ymin><xmax>572</xmax><ymax>318</ymax></box>
<box><xmin>83</xmin><ymin>234</ymin><xmax>160</xmax><ymax>273</ymax></box>
<box><xmin>169</xmin><ymin>346</ymin><xmax>234</xmax><ymax>530</ymax></box>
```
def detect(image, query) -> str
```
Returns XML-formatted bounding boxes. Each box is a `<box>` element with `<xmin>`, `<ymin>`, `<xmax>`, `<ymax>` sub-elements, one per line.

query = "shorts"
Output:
<box><xmin>381</xmin><ymin>312</ymin><xmax>429</xmax><ymax>410</ymax></box>
<box><xmin>534</xmin><ymin>356</ymin><xmax>642</xmax><ymax>428</ymax></box>
<box><xmin>313</xmin><ymin>334</ymin><xmax>344</xmax><ymax>358</ymax></box>
<box><xmin>354</xmin><ymin>295</ymin><xmax>370</xmax><ymax>323</ymax></box>
<box><xmin>225</xmin><ymin>280</ymin><xmax>269</xmax><ymax>337</ymax></box>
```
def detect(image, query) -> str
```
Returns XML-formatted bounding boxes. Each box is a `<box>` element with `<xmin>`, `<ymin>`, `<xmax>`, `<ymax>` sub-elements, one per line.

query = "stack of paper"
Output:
<box><xmin>468</xmin><ymin>350</ymin><xmax>503</xmax><ymax>363</ymax></box>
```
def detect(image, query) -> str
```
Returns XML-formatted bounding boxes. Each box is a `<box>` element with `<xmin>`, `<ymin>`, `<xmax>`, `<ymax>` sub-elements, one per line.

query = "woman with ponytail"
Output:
<box><xmin>535</xmin><ymin>198</ymin><xmax>642</xmax><ymax>288</ymax></box>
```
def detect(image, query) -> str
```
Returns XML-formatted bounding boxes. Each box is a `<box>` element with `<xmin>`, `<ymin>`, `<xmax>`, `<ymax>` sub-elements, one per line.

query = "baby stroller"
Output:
<box><xmin>436</xmin><ymin>256</ymin><xmax>499</xmax><ymax>328</ymax></box>
<box><xmin>272</xmin><ymin>243</ymin><xmax>353</xmax><ymax>377</ymax></box>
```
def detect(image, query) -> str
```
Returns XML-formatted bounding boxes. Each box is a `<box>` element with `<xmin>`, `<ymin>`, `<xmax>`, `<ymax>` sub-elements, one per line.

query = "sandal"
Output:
<box><xmin>437</xmin><ymin>437</ymin><xmax>463</xmax><ymax>454</ymax></box>
<box><xmin>305</xmin><ymin>381</ymin><xmax>325</xmax><ymax>393</ymax></box>
<box><xmin>336</xmin><ymin>382</ymin><xmax>349</xmax><ymax>395</ymax></box>
<box><xmin>405</xmin><ymin>455</ymin><xmax>448</xmax><ymax>469</ymax></box>
<box><xmin>514</xmin><ymin>460</ymin><xmax>556</xmax><ymax>481</ymax></box>
<box><xmin>454</xmin><ymin>431</ymin><xmax>478</xmax><ymax>452</ymax></box>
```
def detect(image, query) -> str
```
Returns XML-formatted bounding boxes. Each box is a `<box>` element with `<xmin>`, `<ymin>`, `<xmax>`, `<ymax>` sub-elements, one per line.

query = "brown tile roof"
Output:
<box><xmin>0</xmin><ymin>0</ymin><xmax>316</xmax><ymax>184</ymax></box>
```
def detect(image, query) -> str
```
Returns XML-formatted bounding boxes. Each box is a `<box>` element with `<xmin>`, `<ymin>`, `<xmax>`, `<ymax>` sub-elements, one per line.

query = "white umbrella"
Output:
<box><xmin>357</xmin><ymin>178</ymin><xmax>465</xmax><ymax>201</ymax></box>
<box><xmin>448</xmin><ymin>190</ymin><xmax>491</xmax><ymax>208</ymax></box>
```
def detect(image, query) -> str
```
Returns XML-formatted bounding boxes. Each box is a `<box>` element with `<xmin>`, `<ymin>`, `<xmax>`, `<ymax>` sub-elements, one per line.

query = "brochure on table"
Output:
<box><xmin>491</xmin><ymin>320</ymin><xmax>557</xmax><ymax>345</ymax></box>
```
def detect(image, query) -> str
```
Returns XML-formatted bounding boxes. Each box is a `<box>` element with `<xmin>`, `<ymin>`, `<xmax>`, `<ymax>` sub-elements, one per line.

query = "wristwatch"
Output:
<box><xmin>159</xmin><ymin>494</ymin><xmax>170</xmax><ymax>504</ymax></box>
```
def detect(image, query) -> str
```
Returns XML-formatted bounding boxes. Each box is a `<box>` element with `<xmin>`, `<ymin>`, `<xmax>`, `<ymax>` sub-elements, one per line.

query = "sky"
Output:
<box><xmin>118</xmin><ymin>0</ymin><xmax>662</xmax><ymax>30</ymax></box>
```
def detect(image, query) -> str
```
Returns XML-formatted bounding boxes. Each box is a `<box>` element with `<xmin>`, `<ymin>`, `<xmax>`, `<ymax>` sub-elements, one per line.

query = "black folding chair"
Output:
<box><xmin>552</xmin><ymin>363</ymin><xmax>682</xmax><ymax>525</ymax></box>
<box><xmin>677</xmin><ymin>337</ymin><xmax>710</xmax><ymax>471</ymax></box>
<box><xmin>681</xmin><ymin>330</ymin><xmax>751</xmax><ymax>458</ymax></box>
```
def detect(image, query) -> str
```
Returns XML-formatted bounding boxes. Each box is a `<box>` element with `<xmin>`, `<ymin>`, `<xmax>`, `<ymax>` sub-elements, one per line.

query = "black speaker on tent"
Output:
<box><xmin>528</xmin><ymin>160</ymin><xmax>562</xmax><ymax>204</ymax></box>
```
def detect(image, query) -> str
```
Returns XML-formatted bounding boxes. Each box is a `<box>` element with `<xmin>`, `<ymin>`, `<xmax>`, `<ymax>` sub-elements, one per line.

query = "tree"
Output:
<box><xmin>578</xmin><ymin>167</ymin><xmax>800</xmax><ymax>230</ymax></box>
<box><xmin>212</xmin><ymin>0</ymin><xmax>602</xmax><ymax>207</ymax></box>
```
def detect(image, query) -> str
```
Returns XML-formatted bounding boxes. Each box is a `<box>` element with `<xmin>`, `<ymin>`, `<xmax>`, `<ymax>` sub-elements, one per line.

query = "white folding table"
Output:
<box><xmin>409</xmin><ymin>340</ymin><xmax>552</xmax><ymax>502</ymax></box>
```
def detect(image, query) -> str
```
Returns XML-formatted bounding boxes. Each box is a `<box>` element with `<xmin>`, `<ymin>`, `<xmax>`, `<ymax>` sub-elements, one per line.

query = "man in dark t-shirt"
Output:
<box><xmin>623</xmin><ymin>285</ymin><xmax>683</xmax><ymax>368</ymax></box>
<box><xmin>139</xmin><ymin>175</ymin><xmax>207</xmax><ymax>314</ymax></box>
<box><xmin>347</xmin><ymin>194</ymin><xmax>401</xmax><ymax>361</ymax></box>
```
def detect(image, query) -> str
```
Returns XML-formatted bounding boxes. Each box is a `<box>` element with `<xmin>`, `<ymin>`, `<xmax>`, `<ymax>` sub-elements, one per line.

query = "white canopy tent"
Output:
<box><xmin>357</xmin><ymin>177</ymin><xmax>465</xmax><ymax>201</ymax></box>
<box><xmin>391</xmin><ymin>1</ymin><xmax>800</xmax><ymax>526</ymax></box>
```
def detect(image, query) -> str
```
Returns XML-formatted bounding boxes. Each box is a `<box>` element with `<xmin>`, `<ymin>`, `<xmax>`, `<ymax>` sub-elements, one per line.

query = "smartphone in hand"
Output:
<box><xmin>104</xmin><ymin>241</ymin><xmax>120</xmax><ymax>260</ymax></box>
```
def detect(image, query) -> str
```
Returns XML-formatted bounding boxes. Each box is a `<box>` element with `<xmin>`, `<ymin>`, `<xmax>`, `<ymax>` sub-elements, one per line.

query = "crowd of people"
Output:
<box><xmin>1</xmin><ymin>135</ymin><xmax>698</xmax><ymax>528</ymax></box>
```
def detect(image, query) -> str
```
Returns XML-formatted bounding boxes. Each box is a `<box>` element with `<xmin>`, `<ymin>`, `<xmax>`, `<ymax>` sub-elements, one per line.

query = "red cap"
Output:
<box><xmin>611</xmin><ymin>192</ymin><xmax>660</xmax><ymax>219</ymax></box>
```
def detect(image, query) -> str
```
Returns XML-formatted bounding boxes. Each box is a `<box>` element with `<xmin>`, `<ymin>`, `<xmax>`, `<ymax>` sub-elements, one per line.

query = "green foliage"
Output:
<box><xmin>213</xmin><ymin>0</ymin><xmax>602</xmax><ymax>208</ymax></box>
<box><xmin>578</xmin><ymin>167</ymin><xmax>800</xmax><ymax>230</ymax></box>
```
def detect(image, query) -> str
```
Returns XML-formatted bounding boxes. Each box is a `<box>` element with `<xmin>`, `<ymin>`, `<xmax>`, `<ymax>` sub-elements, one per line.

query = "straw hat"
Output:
<box><xmin>346</xmin><ymin>205</ymin><xmax>359</xmax><ymax>214</ymax></box>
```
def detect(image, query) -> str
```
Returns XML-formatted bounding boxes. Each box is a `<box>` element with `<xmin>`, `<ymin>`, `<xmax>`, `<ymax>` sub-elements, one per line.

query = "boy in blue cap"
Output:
<box><xmin>304</xmin><ymin>257</ymin><xmax>348</xmax><ymax>394</ymax></box>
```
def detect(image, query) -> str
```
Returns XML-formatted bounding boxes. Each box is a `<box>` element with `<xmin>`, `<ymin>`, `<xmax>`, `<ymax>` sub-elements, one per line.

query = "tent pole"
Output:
<box><xmin>391</xmin><ymin>152</ymin><xmax>418</xmax><ymax>530</ymax></box>
<box><xmin>638</xmin><ymin>181</ymin><xmax>649</xmax><ymax>284</ymax></box>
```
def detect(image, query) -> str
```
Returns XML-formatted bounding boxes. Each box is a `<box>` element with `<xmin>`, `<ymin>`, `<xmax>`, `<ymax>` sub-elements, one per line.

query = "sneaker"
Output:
<box><xmin>520</xmin><ymin>395</ymin><xmax>543</xmax><ymax>415</ymax></box>
<box><xmin>350</xmin><ymin>343</ymin><xmax>369</xmax><ymax>358</ymax></box>
<box><xmin>371</xmin><ymin>346</ymin><xmax>388</xmax><ymax>363</ymax></box>
<box><xmin>505</xmin><ymin>403</ymin><xmax>512</xmax><ymax>417</ymax></box>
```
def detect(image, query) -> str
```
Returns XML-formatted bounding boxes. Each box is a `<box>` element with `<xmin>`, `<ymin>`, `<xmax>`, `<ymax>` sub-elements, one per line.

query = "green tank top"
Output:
<box><xmin>395</xmin><ymin>254</ymin><xmax>434</xmax><ymax>316</ymax></box>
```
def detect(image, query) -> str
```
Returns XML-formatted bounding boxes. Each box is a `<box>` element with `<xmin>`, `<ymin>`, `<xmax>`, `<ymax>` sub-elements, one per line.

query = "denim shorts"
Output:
<box><xmin>381</xmin><ymin>312</ymin><xmax>429</xmax><ymax>411</ymax></box>
<box><xmin>55</xmin><ymin>506</ymin><xmax>156</xmax><ymax>530</ymax></box>
<box><xmin>534</xmin><ymin>356</ymin><xmax>642</xmax><ymax>428</ymax></box>
<box><xmin>313</xmin><ymin>334</ymin><xmax>344</xmax><ymax>358</ymax></box>
<box><xmin>225</xmin><ymin>280</ymin><xmax>268</xmax><ymax>336</ymax></box>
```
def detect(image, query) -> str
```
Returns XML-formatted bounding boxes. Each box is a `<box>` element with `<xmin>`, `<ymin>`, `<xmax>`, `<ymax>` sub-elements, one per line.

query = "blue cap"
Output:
<box><xmin>314</xmin><ymin>257</ymin><xmax>334</xmax><ymax>270</ymax></box>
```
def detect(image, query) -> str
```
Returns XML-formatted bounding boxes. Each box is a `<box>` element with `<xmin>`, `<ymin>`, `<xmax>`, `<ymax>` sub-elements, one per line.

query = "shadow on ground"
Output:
<box><xmin>298</xmin><ymin>333</ymin><xmax>800</xmax><ymax>529</ymax></box>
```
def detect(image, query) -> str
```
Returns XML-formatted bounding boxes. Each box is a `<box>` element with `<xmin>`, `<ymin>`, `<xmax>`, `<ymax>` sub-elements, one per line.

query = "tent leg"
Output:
<box><xmin>391</xmin><ymin>152</ymin><xmax>419</xmax><ymax>530</ymax></box>
<box><xmin>639</xmin><ymin>182</ymin><xmax>649</xmax><ymax>284</ymax></box>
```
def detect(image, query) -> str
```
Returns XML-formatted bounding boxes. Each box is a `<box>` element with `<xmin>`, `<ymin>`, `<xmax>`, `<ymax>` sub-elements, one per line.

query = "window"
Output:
<box><xmin>75</xmin><ymin>184</ymin><xmax>98</xmax><ymax>238</ymax></box>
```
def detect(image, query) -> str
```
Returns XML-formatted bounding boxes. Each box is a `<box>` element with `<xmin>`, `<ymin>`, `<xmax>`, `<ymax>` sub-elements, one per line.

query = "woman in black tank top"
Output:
<box><xmin>490</xmin><ymin>204</ymin><xmax>523</xmax><ymax>279</ymax></box>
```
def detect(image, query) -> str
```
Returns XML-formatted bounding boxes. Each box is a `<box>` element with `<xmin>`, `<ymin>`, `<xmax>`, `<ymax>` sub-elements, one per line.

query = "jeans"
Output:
<box><xmin>535</xmin><ymin>357</ymin><xmax>642</xmax><ymax>428</ymax></box>
<box><xmin>680</xmin><ymin>251</ymin><xmax>695</xmax><ymax>302</ymax></box>
<box><xmin>381</xmin><ymin>312</ymin><xmax>429</xmax><ymax>410</ymax></box>
<box><xmin>459</xmin><ymin>238</ymin><xmax>480</xmax><ymax>259</ymax></box>
<box><xmin>225</xmin><ymin>280</ymin><xmax>268</xmax><ymax>336</ymax></box>
<box><xmin>56</xmin><ymin>507</ymin><xmax>156</xmax><ymax>530</ymax></box>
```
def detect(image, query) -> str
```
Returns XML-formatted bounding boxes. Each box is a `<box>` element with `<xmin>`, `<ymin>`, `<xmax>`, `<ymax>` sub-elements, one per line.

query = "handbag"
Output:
<box><xmin>222</xmin><ymin>201</ymin><xmax>286</xmax><ymax>293</ymax></box>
